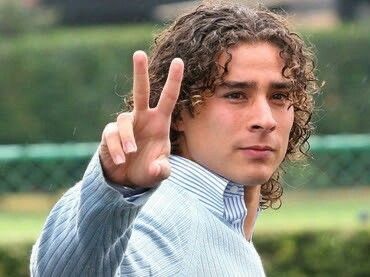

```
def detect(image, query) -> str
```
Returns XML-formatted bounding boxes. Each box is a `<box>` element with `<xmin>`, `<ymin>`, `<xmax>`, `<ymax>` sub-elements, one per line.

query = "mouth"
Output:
<box><xmin>243</xmin><ymin>145</ymin><xmax>274</xmax><ymax>151</ymax></box>
<box><xmin>238</xmin><ymin>145</ymin><xmax>275</xmax><ymax>159</ymax></box>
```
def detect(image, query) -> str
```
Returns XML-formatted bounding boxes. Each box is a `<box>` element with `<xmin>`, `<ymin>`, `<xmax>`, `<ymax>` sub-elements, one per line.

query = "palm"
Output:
<box><xmin>125</xmin><ymin>109</ymin><xmax>172</xmax><ymax>185</ymax></box>
<box><xmin>100</xmin><ymin>51</ymin><xmax>184</xmax><ymax>187</ymax></box>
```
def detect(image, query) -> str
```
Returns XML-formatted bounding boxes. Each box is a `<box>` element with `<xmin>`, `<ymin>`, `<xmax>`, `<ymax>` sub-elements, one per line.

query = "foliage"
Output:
<box><xmin>308</xmin><ymin>26</ymin><xmax>370</xmax><ymax>134</ymax></box>
<box><xmin>0</xmin><ymin>24</ymin><xmax>369</xmax><ymax>144</ymax></box>
<box><xmin>0</xmin><ymin>0</ymin><xmax>57</xmax><ymax>37</ymax></box>
<box><xmin>0</xmin><ymin>242</ymin><xmax>31</xmax><ymax>277</ymax></box>
<box><xmin>255</xmin><ymin>231</ymin><xmax>370</xmax><ymax>276</ymax></box>
<box><xmin>0</xmin><ymin>25</ymin><xmax>157</xmax><ymax>144</ymax></box>
<box><xmin>1</xmin><ymin>231</ymin><xmax>369</xmax><ymax>277</ymax></box>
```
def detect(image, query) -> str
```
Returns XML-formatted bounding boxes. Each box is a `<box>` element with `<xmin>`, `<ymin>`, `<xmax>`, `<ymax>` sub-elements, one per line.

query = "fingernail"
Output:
<box><xmin>124</xmin><ymin>141</ymin><xmax>137</xmax><ymax>153</ymax></box>
<box><xmin>173</xmin><ymin>57</ymin><xmax>184</xmax><ymax>65</ymax></box>
<box><xmin>114</xmin><ymin>154</ymin><xmax>125</xmax><ymax>165</ymax></box>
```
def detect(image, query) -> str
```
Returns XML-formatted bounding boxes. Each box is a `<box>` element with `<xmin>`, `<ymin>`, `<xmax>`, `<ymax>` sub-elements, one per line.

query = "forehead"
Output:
<box><xmin>218</xmin><ymin>42</ymin><xmax>286</xmax><ymax>80</ymax></box>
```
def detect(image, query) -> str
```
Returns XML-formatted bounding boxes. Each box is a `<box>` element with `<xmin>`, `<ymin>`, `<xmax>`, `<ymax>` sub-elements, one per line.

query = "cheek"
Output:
<box><xmin>277</xmin><ymin>109</ymin><xmax>294</xmax><ymax>147</ymax></box>
<box><xmin>198</xmin><ymin>97</ymin><xmax>241</xmax><ymax>130</ymax></box>
<box><xmin>283</xmin><ymin>107</ymin><xmax>295</xmax><ymax>130</ymax></box>
<box><xmin>287</xmin><ymin>111</ymin><xmax>295</xmax><ymax>134</ymax></box>
<box><xmin>214</xmin><ymin>113</ymin><xmax>229</xmax><ymax>129</ymax></box>
<box><xmin>213</xmin><ymin>108</ymin><xmax>241</xmax><ymax>131</ymax></box>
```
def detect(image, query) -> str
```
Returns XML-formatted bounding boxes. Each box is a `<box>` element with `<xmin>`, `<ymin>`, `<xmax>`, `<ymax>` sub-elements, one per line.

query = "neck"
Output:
<box><xmin>243</xmin><ymin>185</ymin><xmax>261</xmax><ymax>241</ymax></box>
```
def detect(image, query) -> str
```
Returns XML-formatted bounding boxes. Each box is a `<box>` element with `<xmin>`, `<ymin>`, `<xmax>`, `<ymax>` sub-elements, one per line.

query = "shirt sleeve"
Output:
<box><xmin>30</xmin><ymin>149</ymin><xmax>156</xmax><ymax>277</ymax></box>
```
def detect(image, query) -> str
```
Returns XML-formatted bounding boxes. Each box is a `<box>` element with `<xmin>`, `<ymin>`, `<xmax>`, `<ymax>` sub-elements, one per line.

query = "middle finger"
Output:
<box><xmin>133</xmin><ymin>51</ymin><xmax>150</xmax><ymax>111</ymax></box>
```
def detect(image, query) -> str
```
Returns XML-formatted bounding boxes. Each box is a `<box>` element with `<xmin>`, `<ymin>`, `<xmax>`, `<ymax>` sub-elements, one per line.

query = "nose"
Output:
<box><xmin>248</xmin><ymin>98</ymin><xmax>277</xmax><ymax>133</ymax></box>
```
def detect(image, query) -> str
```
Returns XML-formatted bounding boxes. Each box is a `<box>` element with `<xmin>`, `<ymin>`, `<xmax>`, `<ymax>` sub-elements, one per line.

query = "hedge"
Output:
<box><xmin>0</xmin><ymin>242</ymin><xmax>32</xmax><ymax>277</ymax></box>
<box><xmin>0</xmin><ymin>24</ymin><xmax>369</xmax><ymax>144</ymax></box>
<box><xmin>0</xmin><ymin>25</ymin><xmax>157</xmax><ymax>144</ymax></box>
<box><xmin>309</xmin><ymin>24</ymin><xmax>370</xmax><ymax>135</ymax></box>
<box><xmin>255</xmin><ymin>230</ymin><xmax>370</xmax><ymax>276</ymax></box>
<box><xmin>1</xmin><ymin>231</ymin><xmax>369</xmax><ymax>276</ymax></box>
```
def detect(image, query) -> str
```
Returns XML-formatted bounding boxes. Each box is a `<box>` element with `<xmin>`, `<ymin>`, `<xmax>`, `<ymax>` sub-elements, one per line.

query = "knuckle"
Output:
<box><xmin>117</xmin><ymin>119</ymin><xmax>134</xmax><ymax>137</ymax></box>
<box><xmin>103</xmin><ymin>123</ymin><xmax>118</xmax><ymax>139</ymax></box>
<box><xmin>104</xmin><ymin>122</ymin><xmax>116</xmax><ymax>131</ymax></box>
<box><xmin>117</xmin><ymin>112</ymin><xmax>132</xmax><ymax>123</ymax></box>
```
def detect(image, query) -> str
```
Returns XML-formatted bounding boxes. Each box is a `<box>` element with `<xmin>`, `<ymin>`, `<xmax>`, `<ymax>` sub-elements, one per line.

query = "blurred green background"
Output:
<box><xmin>0</xmin><ymin>0</ymin><xmax>369</xmax><ymax>276</ymax></box>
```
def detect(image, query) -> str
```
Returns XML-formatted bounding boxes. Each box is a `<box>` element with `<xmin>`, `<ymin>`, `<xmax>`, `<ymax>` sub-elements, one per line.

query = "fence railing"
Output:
<box><xmin>1</xmin><ymin>134</ymin><xmax>369</xmax><ymax>192</ymax></box>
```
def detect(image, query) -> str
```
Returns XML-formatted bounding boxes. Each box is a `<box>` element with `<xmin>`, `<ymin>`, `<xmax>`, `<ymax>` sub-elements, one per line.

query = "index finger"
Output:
<box><xmin>157</xmin><ymin>58</ymin><xmax>184</xmax><ymax>116</ymax></box>
<box><xmin>133</xmin><ymin>51</ymin><xmax>150</xmax><ymax>111</ymax></box>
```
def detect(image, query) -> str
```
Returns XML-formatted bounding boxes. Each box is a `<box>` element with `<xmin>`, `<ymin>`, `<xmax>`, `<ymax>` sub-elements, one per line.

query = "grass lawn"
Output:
<box><xmin>0</xmin><ymin>212</ymin><xmax>48</xmax><ymax>244</ymax></box>
<box><xmin>0</xmin><ymin>187</ymin><xmax>369</xmax><ymax>245</ymax></box>
<box><xmin>255</xmin><ymin>186</ymin><xmax>370</xmax><ymax>234</ymax></box>
<box><xmin>0</xmin><ymin>193</ymin><xmax>58</xmax><ymax>244</ymax></box>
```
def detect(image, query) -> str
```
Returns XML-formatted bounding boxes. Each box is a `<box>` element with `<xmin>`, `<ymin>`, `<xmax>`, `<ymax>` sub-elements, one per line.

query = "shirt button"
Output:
<box><xmin>230</xmin><ymin>186</ymin><xmax>239</xmax><ymax>193</ymax></box>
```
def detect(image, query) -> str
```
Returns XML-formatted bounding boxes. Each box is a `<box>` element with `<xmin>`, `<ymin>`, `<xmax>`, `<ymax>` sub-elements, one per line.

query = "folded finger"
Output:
<box><xmin>102</xmin><ymin>122</ymin><xmax>126</xmax><ymax>165</ymax></box>
<box><xmin>117</xmin><ymin>112</ymin><xmax>137</xmax><ymax>154</ymax></box>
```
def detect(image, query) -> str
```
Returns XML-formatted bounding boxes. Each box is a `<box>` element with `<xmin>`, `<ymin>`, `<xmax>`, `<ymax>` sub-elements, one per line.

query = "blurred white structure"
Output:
<box><xmin>154</xmin><ymin>0</ymin><xmax>340</xmax><ymax>29</ymax></box>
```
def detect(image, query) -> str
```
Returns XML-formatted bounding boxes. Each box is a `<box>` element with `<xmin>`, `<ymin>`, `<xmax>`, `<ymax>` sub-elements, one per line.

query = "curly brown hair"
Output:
<box><xmin>126</xmin><ymin>3</ymin><xmax>318</xmax><ymax>209</ymax></box>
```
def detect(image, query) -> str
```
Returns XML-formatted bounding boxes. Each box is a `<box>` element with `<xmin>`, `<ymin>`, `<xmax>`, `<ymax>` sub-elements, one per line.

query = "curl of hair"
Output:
<box><xmin>125</xmin><ymin>3</ymin><xmax>319</xmax><ymax>209</ymax></box>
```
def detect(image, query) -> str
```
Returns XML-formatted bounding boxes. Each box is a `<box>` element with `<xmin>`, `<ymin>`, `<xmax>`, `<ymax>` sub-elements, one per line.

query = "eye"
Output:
<box><xmin>272</xmin><ymin>92</ymin><xmax>290</xmax><ymax>103</ymax></box>
<box><xmin>224</xmin><ymin>91</ymin><xmax>247</xmax><ymax>101</ymax></box>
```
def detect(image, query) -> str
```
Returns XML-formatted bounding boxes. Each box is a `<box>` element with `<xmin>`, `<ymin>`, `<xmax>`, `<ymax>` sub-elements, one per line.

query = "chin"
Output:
<box><xmin>234</xmin><ymin>171</ymin><xmax>274</xmax><ymax>186</ymax></box>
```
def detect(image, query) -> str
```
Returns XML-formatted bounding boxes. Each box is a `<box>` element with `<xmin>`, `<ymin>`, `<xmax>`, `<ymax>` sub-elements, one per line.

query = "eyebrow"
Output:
<box><xmin>219</xmin><ymin>81</ymin><xmax>256</xmax><ymax>89</ymax></box>
<box><xmin>220</xmin><ymin>80</ymin><xmax>292</xmax><ymax>90</ymax></box>
<box><xmin>271</xmin><ymin>81</ymin><xmax>292</xmax><ymax>90</ymax></box>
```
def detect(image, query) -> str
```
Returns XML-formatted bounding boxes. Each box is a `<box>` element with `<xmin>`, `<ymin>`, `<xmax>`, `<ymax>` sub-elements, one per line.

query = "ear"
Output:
<box><xmin>171</xmin><ymin>118</ymin><xmax>185</xmax><ymax>132</ymax></box>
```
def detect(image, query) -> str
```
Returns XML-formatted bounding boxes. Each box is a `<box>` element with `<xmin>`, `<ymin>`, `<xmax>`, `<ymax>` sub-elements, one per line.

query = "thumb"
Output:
<box><xmin>149</xmin><ymin>156</ymin><xmax>171</xmax><ymax>181</ymax></box>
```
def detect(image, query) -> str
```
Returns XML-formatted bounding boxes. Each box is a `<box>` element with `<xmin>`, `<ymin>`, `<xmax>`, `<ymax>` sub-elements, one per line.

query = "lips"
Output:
<box><xmin>239</xmin><ymin>145</ymin><xmax>275</xmax><ymax>159</ymax></box>
<box><xmin>243</xmin><ymin>145</ymin><xmax>274</xmax><ymax>151</ymax></box>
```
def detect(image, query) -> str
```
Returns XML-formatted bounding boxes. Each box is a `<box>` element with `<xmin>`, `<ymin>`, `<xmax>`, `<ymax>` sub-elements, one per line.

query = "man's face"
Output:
<box><xmin>177</xmin><ymin>42</ymin><xmax>294</xmax><ymax>186</ymax></box>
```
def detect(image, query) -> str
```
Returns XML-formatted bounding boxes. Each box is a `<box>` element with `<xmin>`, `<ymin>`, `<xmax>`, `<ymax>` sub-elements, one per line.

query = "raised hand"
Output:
<box><xmin>99</xmin><ymin>51</ymin><xmax>184</xmax><ymax>187</ymax></box>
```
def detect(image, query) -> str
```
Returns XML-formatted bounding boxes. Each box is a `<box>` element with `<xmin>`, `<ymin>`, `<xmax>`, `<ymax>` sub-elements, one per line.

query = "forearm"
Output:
<box><xmin>30</xmin><ymin>150</ymin><xmax>154</xmax><ymax>277</ymax></box>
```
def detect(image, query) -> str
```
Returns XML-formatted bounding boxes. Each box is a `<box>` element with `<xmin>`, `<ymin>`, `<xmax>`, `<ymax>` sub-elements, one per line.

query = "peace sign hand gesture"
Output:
<box><xmin>99</xmin><ymin>51</ymin><xmax>184</xmax><ymax>188</ymax></box>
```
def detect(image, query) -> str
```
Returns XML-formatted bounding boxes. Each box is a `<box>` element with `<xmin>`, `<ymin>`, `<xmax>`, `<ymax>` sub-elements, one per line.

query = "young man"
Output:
<box><xmin>31</xmin><ymin>3</ymin><xmax>317</xmax><ymax>276</ymax></box>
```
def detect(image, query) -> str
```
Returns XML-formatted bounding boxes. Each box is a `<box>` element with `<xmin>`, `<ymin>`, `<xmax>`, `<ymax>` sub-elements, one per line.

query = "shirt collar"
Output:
<box><xmin>168</xmin><ymin>155</ymin><xmax>231</xmax><ymax>218</ymax></box>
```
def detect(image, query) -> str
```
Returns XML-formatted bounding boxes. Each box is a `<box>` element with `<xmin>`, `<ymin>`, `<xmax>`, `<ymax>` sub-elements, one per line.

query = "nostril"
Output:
<box><xmin>251</xmin><ymin>124</ymin><xmax>263</xmax><ymax>130</ymax></box>
<box><xmin>250</xmin><ymin>124</ymin><xmax>276</xmax><ymax>132</ymax></box>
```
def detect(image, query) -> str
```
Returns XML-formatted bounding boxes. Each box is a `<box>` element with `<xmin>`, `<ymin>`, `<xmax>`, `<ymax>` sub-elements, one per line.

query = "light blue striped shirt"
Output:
<box><xmin>170</xmin><ymin>156</ymin><xmax>248</xmax><ymax>236</ymax></box>
<box><xmin>31</xmin><ymin>152</ymin><xmax>265</xmax><ymax>276</ymax></box>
